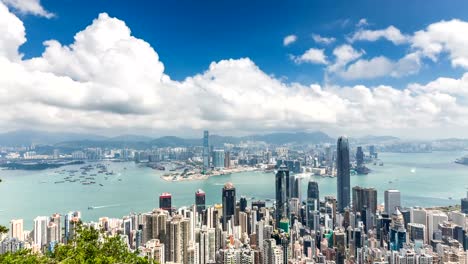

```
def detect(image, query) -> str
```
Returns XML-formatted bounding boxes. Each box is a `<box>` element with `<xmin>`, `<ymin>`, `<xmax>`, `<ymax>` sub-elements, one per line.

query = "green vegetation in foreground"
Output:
<box><xmin>0</xmin><ymin>224</ymin><xmax>152</xmax><ymax>264</ymax></box>
<box><xmin>0</xmin><ymin>225</ymin><xmax>8</xmax><ymax>235</ymax></box>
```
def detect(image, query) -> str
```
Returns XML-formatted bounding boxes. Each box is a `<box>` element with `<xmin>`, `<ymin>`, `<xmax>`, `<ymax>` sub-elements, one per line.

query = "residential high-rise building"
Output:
<box><xmin>203</xmin><ymin>130</ymin><xmax>210</xmax><ymax>171</ymax></box>
<box><xmin>384</xmin><ymin>190</ymin><xmax>401</xmax><ymax>214</ymax></box>
<box><xmin>159</xmin><ymin>193</ymin><xmax>172</xmax><ymax>213</ymax></box>
<box><xmin>10</xmin><ymin>219</ymin><xmax>23</xmax><ymax>241</ymax></box>
<box><xmin>352</xmin><ymin>186</ymin><xmax>378</xmax><ymax>213</ymax></box>
<box><xmin>222</xmin><ymin>182</ymin><xmax>236</xmax><ymax>230</ymax></box>
<box><xmin>46</xmin><ymin>222</ymin><xmax>59</xmax><ymax>246</ymax></box>
<box><xmin>275</xmin><ymin>164</ymin><xmax>290</xmax><ymax>227</ymax></box>
<box><xmin>33</xmin><ymin>216</ymin><xmax>48</xmax><ymax>248</ymax></box>
<box><xmin>336</xmin><ymin>136</ymin><xmax>350</xmax><ymax>212</ymax></box>
<box><xmin>50</xmin><ymin>213</ymin><xmax>61</xmax><ymax>243</ymax></box>
<box><xmin>195</xmin><ymin>189</ymin><xmax>206</xmax><ymax>215</ymax></box>
<box><xmin>212</xmin><ymin>149</ymin><xmax>225</xmax><ymax>169</ymax></box>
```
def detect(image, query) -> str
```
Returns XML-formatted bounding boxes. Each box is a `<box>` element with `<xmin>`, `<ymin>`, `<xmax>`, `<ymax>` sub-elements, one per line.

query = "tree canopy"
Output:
<box><xmin>0</xmin><ymin>224</ymin><xmax>152</xmax><ymax>264</ymax></box>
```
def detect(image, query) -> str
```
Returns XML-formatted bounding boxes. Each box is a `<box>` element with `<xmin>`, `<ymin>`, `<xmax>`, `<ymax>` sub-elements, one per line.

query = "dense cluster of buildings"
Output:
<box><xmin>1</xmin><ymin>136</ymin><xmax>468</xmax><ymax>263</ymax></box>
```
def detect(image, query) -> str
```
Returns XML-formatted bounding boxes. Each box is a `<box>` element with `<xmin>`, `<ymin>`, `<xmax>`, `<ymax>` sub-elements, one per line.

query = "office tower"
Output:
<box><xmin>352</xmin><ymin>186</ymin><xmax>377</xmax><ymax>213</ymax></box>
<box><xmin>240</xmin><ymin>196</ymin><xmax>247</xmax><ymax>212</ymax></box>
<box><xmin>337</xmin><ymin>136</ymin><xmax>350</xmax><ymax>212</ymax></box>
<box><xmin>408</xmin><ymin>223</ymin><xmax>426</xmax><ymax>242</ymax></box>
<box><xmin>356</xmin><ymin>146</ymin><xmax>364</xmax><ymax>168</ymax></box>
<box><xmin>212</xmin><ymin>149</ymin><xmax>225</xmax><ymax>169</ymax></box>
<box><xmin>462</xmin><ymin>192</ymin><xmax>468</xmax><ymax>214</ymax></box>
<box><xmin>390</xmin><ymin>208</ymin><xmax>406</xmax><ymax>250</ymax></box>
<box><xmin>306</xmin><ymin>181</ymin><xmax>319</xmax><ymax>228</ymax></box>
<box><xmin>33</xmin><ymin>216</ymin><xmax>48</xmax><ymax>248</ymax></box>
<box><xmin>224</xmin><ymin>151</ymin><xmax>231</xmax><ymax>168</ymax></box>
<box><xmin>384</xmin><ymin>190</ymin><xmax>401</xmax><ymax>214</ymax></box>
<box><xmin>203</xmin><ymin>130</ymin><xmax>210</xmax><ymax>171</ymax></box>
<box><xmin>159</xmin><ymin>193</ymin><xmax>172</xmax><ymax>213</ymax></box>
<box><xmin>293</xmin><ymin>176</ymin><xmax>301</xmax><ymax>200</ymax></box>
<box><xmin>10</xmin><ymin>219</ymin><xmax>23</xmax><ymax>241</ymax></box>
<box><xmin>195</xmin><ymin>189</ymin><xmax>206</xmax><ymax>215</ymax></box>
<box><xmin>275</xmin><ymin>164</ymin><xmax>290</xmax><ymax>227</ymax></box>
<box><xmin>222</xmin><ymin>182</ymin><xmax>236</xmax><ymax>230</ymax></box>
<box><xmin>427</xmin><ymin>211</ymin><xmax>448</xmax><ymax>241</ymax></box>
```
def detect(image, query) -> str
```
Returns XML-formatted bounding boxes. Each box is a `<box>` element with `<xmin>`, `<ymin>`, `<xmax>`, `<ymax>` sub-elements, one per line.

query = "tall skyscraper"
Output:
<box><xmin>222</xmin><ymin>182</ymin><xmax>236</xmax><ymax>230</ymax></box>
<box><xmin>203</xmin><ymin>130</ymin><xmax>210</xmax><ymax>171</ymax></box>
<box><xmin>275</xmin><ymin>164</ymin><xmax>290</xmax><ymax>227</ymax></box>
<box><xmin>159</xmin><ymin>193</ymin><xmax>172</xmax><ymax>213</ymax></box>
<box><xmin>352</xmin><ymin>186</ymin><xmax>378</xmax><ymax>213</ymax></box>
<box><xmin>195</xmin><ymin>189</ymin><xmax>206</xmax><ymax>215</ymax></box>
<box><xmin>384</xmin><ymin>190</ymin><xmax>401</xmax><ymax>214</ymax></box>
<box><xmin>336</xmin><ymin>136</ymin><xmax>350</xmax><ymax>212</ymax></box>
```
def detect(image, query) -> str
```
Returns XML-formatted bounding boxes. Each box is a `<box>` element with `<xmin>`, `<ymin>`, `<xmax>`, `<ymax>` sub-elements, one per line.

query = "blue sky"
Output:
<box><xmin>2</xmin><ymin>0</ymin><xmax>468</xmax><ymax>138</ymax></box>
<box><xmin>19</xmin><ymin>0</ymin><xmax>468</xmax><ymax>86</ymax></box>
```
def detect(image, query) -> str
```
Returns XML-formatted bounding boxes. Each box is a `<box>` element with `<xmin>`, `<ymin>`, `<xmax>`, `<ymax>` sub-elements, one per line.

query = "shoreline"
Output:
<box><xmin>160</xmin><ymin>166</ymin><xmax>261</xmax><ymax>182</ymax></box>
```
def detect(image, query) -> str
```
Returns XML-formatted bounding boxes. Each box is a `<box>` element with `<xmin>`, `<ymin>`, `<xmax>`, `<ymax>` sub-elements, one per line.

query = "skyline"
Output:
<box><xmin>3</xmin><ymin>1</ymin><xmax>468</xmax><ymax>138</ymax></box>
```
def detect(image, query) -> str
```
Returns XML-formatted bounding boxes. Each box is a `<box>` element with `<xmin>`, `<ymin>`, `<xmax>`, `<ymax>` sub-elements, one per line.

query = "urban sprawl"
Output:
<box><xmin>1</xmin><ymin>132</ymin><xmax>468</xmax><ymax>264</ymax></box>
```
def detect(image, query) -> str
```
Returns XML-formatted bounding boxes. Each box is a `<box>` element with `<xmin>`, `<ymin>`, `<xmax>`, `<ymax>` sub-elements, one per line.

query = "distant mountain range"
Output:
<box><xmin>0</xmin><ymin>130</ymin><xmax>336</xmax><ymax>147</ymax></box>
<box><xmin>0</xmin><ymin>129</ymin><xmax>403</xmax><ymax>148</ymax></box>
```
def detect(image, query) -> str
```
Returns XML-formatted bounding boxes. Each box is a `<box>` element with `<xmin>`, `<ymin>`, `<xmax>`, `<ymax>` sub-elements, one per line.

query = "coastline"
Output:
<box><xmin>160</xmin><ymin>166</ymin><xmax>260</xmax><ymax>182</ymax></box>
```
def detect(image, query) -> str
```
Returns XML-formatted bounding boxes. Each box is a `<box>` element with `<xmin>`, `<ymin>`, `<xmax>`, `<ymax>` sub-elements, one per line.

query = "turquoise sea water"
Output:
<box><xmin>1</xmin><ymin>151</ymin><xmax>467</xmax><ymax>229</ymax></box>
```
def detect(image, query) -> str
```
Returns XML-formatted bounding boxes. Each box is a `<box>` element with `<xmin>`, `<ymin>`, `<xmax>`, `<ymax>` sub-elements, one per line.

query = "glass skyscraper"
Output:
<box><xmin>275</xmin><ymin>164</ymin><xmax>290</xmax><ymax>227</ymax></box>
<box><xmin>336</xmin><ymin>136</ymin><xmax>350</xmax><ymax>212</ymax></box>
<box><xmin>222</xmin><ymin>182</ymin><xmax>236</xmax><ymax>230</ymax></box>
<box><xmin>203</xmin><ymin>130</ymin><xmax>210</xmax><ymax>171</ymax></box>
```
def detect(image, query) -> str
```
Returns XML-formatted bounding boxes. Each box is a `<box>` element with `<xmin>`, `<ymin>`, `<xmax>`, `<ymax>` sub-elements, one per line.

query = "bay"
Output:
<box><xmin>1</xmin><ymin>151</ymin><xmax>467</xmax><ymax>229</ymax></box>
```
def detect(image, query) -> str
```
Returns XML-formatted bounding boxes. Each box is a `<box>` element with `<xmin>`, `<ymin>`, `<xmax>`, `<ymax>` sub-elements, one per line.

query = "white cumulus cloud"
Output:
<box><xmin>291</xmin><ymin>48</ymin><xmax>328</xmax><ymax>64</ymax></box>
<box><xmin>350</xmin><ymin>25</ymin><xmax>409</xmax><ymax>45</ymax></box>
<box><xmin>411</xmin><ymin>19</ymin><xmax>468</xmax><ymax>69</ymax></box>
<box><xmin>1</xmin><ymin>0</ymin><xmax>54</xmax><ymax>18</ymax></box>
<box><xmin>283</xmin><ymin>34</ymin><xmax>297</xmax><ymax>46</ymax></box>
<box><xmin>1</xmin><ymin>1</ymin><xmax>468</xmax><ymax>138</ymax></box>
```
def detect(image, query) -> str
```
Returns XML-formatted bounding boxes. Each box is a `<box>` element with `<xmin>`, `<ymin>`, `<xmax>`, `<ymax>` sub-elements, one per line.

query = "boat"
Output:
<box><xmin>88</xmin><ymin>206</ymin><xmax>94</xmax><ymax>210</ymax></box>
<box><xmin>99</xmin><ymin>184</ymin><xmax>104</xmax><ymax>186</ymax></box>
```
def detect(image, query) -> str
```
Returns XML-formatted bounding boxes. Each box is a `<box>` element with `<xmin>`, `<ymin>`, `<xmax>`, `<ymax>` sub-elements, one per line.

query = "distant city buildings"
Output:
<box><xmin>2</xmin><ymin>135</ymin><xmax>468</xmax><ymax>264</ymax></box>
